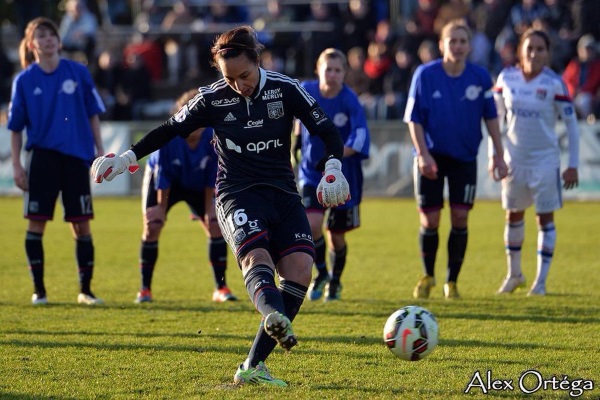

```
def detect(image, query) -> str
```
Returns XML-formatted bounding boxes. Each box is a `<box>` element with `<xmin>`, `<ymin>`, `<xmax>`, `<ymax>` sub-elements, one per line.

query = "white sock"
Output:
<box><xmin>534</xmin><ymin>223</ymin><xmax>556</xmax><ymax>286</ymax></box>
<box><xmin>505</xmin><ymin>220</ymin><xmax>525</xmax><ymax>277</ymax></box>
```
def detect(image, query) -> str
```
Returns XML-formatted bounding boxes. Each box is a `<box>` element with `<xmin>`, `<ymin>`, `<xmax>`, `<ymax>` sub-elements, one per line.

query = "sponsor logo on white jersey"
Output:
<box><xmin>224</xmin><ymin>112</ymin><xmax>236</xmax><ymax>122</ymax></box>
<box><xmin>211</xmin><ymin>97</ymin><xmax>240</xmax><ymax>107</ymax></box>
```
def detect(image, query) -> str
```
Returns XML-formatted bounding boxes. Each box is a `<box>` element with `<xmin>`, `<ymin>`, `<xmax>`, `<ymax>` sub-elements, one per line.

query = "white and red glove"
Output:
<box><xmin>92</xmin><ymin>150</ymin><xmax>139</xmax><ymax>183</ymax></box>
<box><xmin>317</xmin><ymin>158</ymin><xmax>350</xmax><ymax>207</ymax></box>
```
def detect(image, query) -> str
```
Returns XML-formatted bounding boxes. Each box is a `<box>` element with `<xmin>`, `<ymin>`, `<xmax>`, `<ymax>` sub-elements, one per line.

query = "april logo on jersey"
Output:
<box><xmin>464</xmin><ymin>85</ymin><xmax>482</xmax><ymax>101</ymax></box>
<box><xmin>536</xmin><ymin>89</ymin><xmax>547</xmax><ymax>100</ymax></box>
<box><xmin>61</xmin><ymin>79</ymin><xmax>77</xmax><ymax>95</ymax></box>
<box><xmin>267</xmin><ymin>101</ymin><xmax>284</xmax><ymax>119</ymax></box>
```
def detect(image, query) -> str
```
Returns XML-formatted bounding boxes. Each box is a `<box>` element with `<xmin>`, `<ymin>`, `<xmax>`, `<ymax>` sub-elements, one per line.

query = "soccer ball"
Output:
<box><xmin>383</xmin><ymin>305</ymin><xmax>439</xmax><ymax>361</ymax></box>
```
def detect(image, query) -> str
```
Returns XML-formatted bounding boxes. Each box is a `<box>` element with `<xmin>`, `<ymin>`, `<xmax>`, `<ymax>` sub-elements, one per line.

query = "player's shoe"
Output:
<box><xmin>233</xmin><ymin>361</ymin><xmax>288</xmax><ymax>387</ymax></box>
<box><xmin>77</xmin><ymin>292</ymin><xmax>104</xmax><ymax>305</ymax></box>
<box><xmin>212</xmin><ymin>286</ymin><xmax>237</xmax><ymax>302</ymax></box>
<box><xmin>31</xmin><ymin>293</ymin><xmax>48</xmax><ymax>305</ymax></box>
<box><xmin>307</xmin><ymin>273</ymin><xmax>329</xmax><ymax>301</ymax></box>
<box><xmin>264</xmin><ymin>311</ymin><xmax>297</xmax><ymax>351</ymax></box>
<box><xmin>413</xmin><ymin>275</ymin><xmax>436</xmax><ymax>299</ymax></box>
<box><xmin>527</xmin><ymin>283</ymin><xmax>546</xmax><ymax>296</ymax></box>
<box><xmin>443</xmin><ymin>282</ymin><xmax>460</xmax><ymax>300</ymax></box>
<box><xmin>134</xmin><ymin>288</ymin><xmax>153</xmax><ymax>303</ymax></box>
<box><xmin>323</xmin><ymin>280</ymin><xmax>342</xmax><ymax>302</ymax></box>
<box><xmin>497</xmin><ymin>274</ymin><xmax>526</xmax><ymax>294</ymax></box>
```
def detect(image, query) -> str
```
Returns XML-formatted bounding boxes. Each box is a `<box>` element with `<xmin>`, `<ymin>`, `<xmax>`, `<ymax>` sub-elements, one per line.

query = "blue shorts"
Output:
<box><xmin>301</xmin><ymin>185</ymin><xmax>361</xmax><ymax>233</ymax></box>
<box><xmin>413</xmin><ymin>154</ymin><xmax>477</xmax><ymax>213</ymax></box>
<box><xmin>216</xmin><ymin>186</ymin><xmax>314</xmax><ymax>265</ymax></box>
<box><xmin>25</xmin><ymin>148</ymin><xmax>93</xmax><ymax>222</ymax></box>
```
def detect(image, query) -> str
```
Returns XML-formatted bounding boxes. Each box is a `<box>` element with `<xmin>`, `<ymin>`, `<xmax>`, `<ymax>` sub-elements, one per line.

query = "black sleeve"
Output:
<box><xmin>130</xmin><ymin>121</ymin><xmax>180</xmax><ymax>161</ymax></box>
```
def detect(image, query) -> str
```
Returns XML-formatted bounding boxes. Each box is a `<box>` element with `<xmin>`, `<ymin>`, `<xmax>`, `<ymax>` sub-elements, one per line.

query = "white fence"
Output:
<box><xmin>1</xmin><ymin>120</ymin><xmax>599</xmax><ymax>199</ymax></box>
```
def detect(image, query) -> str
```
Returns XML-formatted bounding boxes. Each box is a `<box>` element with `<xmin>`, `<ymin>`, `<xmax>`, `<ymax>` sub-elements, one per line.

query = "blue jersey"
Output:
<box><xmin>147</xmin><ymin>128</ymin><xmax>217</xmax><ymax>191</ymax></box>
<box><xmin>7</xmin><ymin>59</ymin><xmax>105</xmax><ymax>162</ymax></box>
<box><xmin>403</xmin><ymin>59</ymin><xmax>497</xmax><ymax>162</ymax></box>
<box><xmin>298</xmin><ymin>80</ymin><xmax>370</xmax><ymax>207</ymax></box>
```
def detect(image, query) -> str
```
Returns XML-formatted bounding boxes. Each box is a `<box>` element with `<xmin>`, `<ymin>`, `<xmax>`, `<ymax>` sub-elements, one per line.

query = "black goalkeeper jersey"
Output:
<box><xmin>132</xmin><ymin>68</ymin><xmax>343</xmax><ymax>197</ymax></box>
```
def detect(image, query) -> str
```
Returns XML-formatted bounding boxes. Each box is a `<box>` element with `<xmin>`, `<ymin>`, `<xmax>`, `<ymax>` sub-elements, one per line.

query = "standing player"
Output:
<box><xmin>493</xmin><ymin>29</ymin><xmax>579</xmax><ymax>296</ymax></box>
<box><xmin>91</xmin><ymin>26</ymin><xmax>349</xmax><ymax>386</ymax></box>
<box><xmin>295</xmin><ymin>48</ymin><xmax>370</xmax><ymax>302</ymax></box>
<box><xmin>404</xmin><ymin>19</ymin><xmax>508</xmax><ymax>300</ymax></box>
<box><xmin>135</xmin><ymin>89</ymin><xmax>237</xmax><ymax>304</ymax></box>
<box><xmin>8</xmin><ymin>17</ymin><xmax>105</xmax><ymax>305</ymax></box>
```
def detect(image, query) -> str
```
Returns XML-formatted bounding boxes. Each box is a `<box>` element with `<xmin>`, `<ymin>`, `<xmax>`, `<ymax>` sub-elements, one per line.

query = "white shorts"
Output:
<box><xmin>501</xmin><ymin>164</ymin><xmax>562</xmax><ymax>213</ymax></box>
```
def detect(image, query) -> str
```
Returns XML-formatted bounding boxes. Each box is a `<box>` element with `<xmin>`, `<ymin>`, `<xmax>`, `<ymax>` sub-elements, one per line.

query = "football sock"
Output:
<box><xmin>535</xmin><ymin>222</ymin><xmax>556</xmax><ymax>286</ymax></box>
<box><xmin>330</xmin><ymin>245</ymin><xmax>347</xmax><ymax>283</ymax></box>
<box><xmin>505</xmin><ymin>220</ymin><xmax>524</xmax><ymax>277</ymax></box>
<box><xmin>419</xmin><ymin>227</ymin><xmax>438</xmax><ymax>277</ymax></box>
<box><xmin>246</xmin><ymin>280</ymin><xmax>307</xmax><ymax>367</ymax></box>
<box><xmin>76</xmin><ymin>235</ymin><xmax>94</xmax><ymax>295</ymax></box>
<box><xmin>208</xmin><ymin>237</ymin><xmax>227</xmax><ymax>288</ymax></box>
<box><xmin>313</xmin><ymin>236</ymin><xmax>328</xmax><ymax>277</ymax></box>
<box><xmin>244</xmin><ymin>264</ymin><xmax>285</xmax><ymax>317</ymax></box>
<box><xmin>447</xmin><ymin>227</ymin><xmax>468</xmax><ymax>283</ymax></box>
<box><xmin>25</xmin><ymin>231</ymin><xmax>45</xmax><ymax>295</ymax></box>
<box><xmin>140</xmin><ymin>240</ymin><xmax>158</xmax><ymax>290</ymax></box>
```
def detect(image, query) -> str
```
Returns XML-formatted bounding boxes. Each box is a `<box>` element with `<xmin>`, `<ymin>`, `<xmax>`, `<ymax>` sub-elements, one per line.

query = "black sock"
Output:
<box><xmin>26</xmin><ymin>231</ymin><xmax>45</xmax><ymax>295</ymax></box>
<box><xmin>247</xmin><ymin>280</ymin><xmax>307</xmax><ymax>367</ymax></box>
<box><xmin>140</xmin><ymin>240</ymin><xmax>158</xmax><ymax>290</ymax></box>
<box><xmin>244</xmin><ymin>265</ymin><xmax>285</xmax><ymax>317</ymax></box>
<box><xmin>419</xmin><ymin>227</ymin><xmax>438</xmax><ymax>277</ymax></box>
<box><xmin>209</xmin><ymin>237</ymin><xmax>227</xmax><ymax>288</ymax></box>
<box><xmin>76</xmin><ymin>235</ymin><xmax>94</xmax><ymax>295</ymax></box>
<box><xmin>330</xmin><ymin>245</ymin><xmax>347</xmax><ymax>283</ymax></box>
<box><xmin>313</xmin><ymin>236</ymin><xmax>328</xmax><ymax>276</ymax></box>
<box><xmin>447</xmin><ymin>227</ymin><xmax>468</xmax><ymax>283</ymax></box>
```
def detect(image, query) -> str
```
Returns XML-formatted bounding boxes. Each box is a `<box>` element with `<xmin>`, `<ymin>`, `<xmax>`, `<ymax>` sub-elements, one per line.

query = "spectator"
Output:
<box><xmin>469</xmin><ymin>0</ymin><xmax>512</xmax><ymax>70</ymax></box>
<box><xmin>363</xmin><ymin>40</ymin><xmax>392</xmax><ymax>119</ymax></box>
<box><xmin>94</xmin><ymin>49</ymin><xmax>122</xmax><ymax>120</ymax></box>
<box><xmin>381</xmin><ymin>46</ymin><xmax>416</xmax><ymax>119</ymax></box>
<box><xmin>562</xmin><ymin>34</ymin><xmax>600</xmax><ymax>121</ymax></box>
<box><xmin>433</xmin><ymin>0</ymin><xmax>470</xmax><ymax>36</ymax></box>
<box><xmin>404</xmin><ymin>0</ymin><xmax>439</xmax><ymax>56</ymax></box>
<box><xmin>417</xmin><ymin>39</ymin><xmax>439</xmax><ymax>65</ymax></box>
<box><xmin>339</xmin><ymin>0</ymin><xmax>378</xmax><ymax>52</ymax></box>
<box><xmin>161</xmin><ymin>0</ymin><xmax>199</xmax><ymax>82</ymax></box>
<box><xmin>122</xmin><ymin>32</ymin><xmax>164</xmax><ymax>82</ymax></box>
<box><xmin>113</xmin><ymin>52</ymin><xmax>153</xmax><ymax>121</ymax></box>
<box><xmin>59</xmin><ymin>0</ymin><xmax>98</xmax><ymax>65</ymax></box>
<box><xmin>0</xmin><ymin>38</ymin><xmax>14</xmax><ymax>110</ymax></box>
<box><xmin>104</xmin><ymin>0</ymin><xmax>132</xmax><ymax>26</ymax></box>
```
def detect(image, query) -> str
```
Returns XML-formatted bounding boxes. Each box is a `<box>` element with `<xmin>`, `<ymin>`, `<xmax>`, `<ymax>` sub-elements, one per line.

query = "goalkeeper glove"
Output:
<box><xmin>317</xmin><ymin>158</ymin><xmax>350</xmax><ymax>207</ymax></box>
<box><xmin>92</xmin><ymin>150</ymin><xmax>139</xmax><ymax>183</ymax></box>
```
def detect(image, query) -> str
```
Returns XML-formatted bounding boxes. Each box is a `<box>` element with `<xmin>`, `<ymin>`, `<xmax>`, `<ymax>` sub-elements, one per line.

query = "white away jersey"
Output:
<box><xmin>493</xmin><ymin>66</ymin><xmax>579</xmax><ymax>168</ymax></box>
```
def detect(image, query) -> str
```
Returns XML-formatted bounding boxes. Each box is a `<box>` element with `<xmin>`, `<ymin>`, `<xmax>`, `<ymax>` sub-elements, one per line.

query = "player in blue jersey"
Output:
<box><xmin>404</xmin><ymin>19</ymin><xmax>508</xmax><ymax>300</ymax></box>
<box><xmin>295</xmin><ymin>48</ymin><xmax>370</xmax><ymax>302</ymax></box>
<box><xmin>135</xmin><ymin>89</ymin><xmax>237</xmax><ymax>304</ymax></box>
<box><xmin>8</xmin><ymin>17</ymin><xmax>106</xmax><ymax>305</ymax></box>
<box><xmin>493</xmin><ymin>29</ymin><xmax>579</xmax><ymax>296</ymax></box>
<box><xmin>91</xmin><ymin>26</ymin><xmax>349</xmax><ymax>386</ymax></box>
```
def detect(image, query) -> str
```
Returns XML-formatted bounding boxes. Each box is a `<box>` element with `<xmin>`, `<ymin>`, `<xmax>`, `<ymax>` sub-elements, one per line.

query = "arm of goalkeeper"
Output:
<box><xmin>92</xmin><ymin>150</ymin><xmax>139</xmax><ymax>183</ymax></box>
<box><xmin>317</xmin><ymin>158</ymin><xmax>350</xmax><ymax>207</ymax></box>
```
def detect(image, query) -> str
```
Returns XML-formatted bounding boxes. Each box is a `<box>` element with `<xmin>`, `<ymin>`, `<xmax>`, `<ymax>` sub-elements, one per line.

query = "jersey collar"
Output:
<box><xmin>251</xmin><ymin>67</ymin><xmax>267</xmax><ymax>100</ymax></box>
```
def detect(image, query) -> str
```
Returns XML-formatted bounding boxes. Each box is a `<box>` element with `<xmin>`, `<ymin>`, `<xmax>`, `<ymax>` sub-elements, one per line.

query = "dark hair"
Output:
<box><xmin>210</xmin><ymin>25</ymin><xmax>264</xmax><ymax>69</ymax></box>
<box><xmin>517</xmin><ymin>28</ymin><xmax>551</xmax><ymax>64</ymax></box>
<box><xmin>19</xmin><ymin>17</ymin><xmax>60</xmax><ymax>68</ymax></box>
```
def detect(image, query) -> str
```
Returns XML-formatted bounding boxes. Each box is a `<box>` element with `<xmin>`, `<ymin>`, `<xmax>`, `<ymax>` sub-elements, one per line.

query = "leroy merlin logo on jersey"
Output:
<box><xmin>226</xmin><ymin>138</ymin><xmax>283</xmax><ymax>154</ymax></box>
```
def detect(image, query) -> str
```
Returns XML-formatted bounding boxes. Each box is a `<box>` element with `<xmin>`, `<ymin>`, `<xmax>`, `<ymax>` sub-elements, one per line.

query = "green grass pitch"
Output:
<box><xmin>0</xmin><ymin>196</ymin><xmax>598</xmax><ymax>399</ymax></box>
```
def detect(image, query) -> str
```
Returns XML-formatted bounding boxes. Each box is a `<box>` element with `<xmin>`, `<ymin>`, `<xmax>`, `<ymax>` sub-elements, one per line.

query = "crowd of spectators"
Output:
<box><xmin>0</xmin><ymin>0</ymin><xmax>599</xmax><ymax>121</ymax></box>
